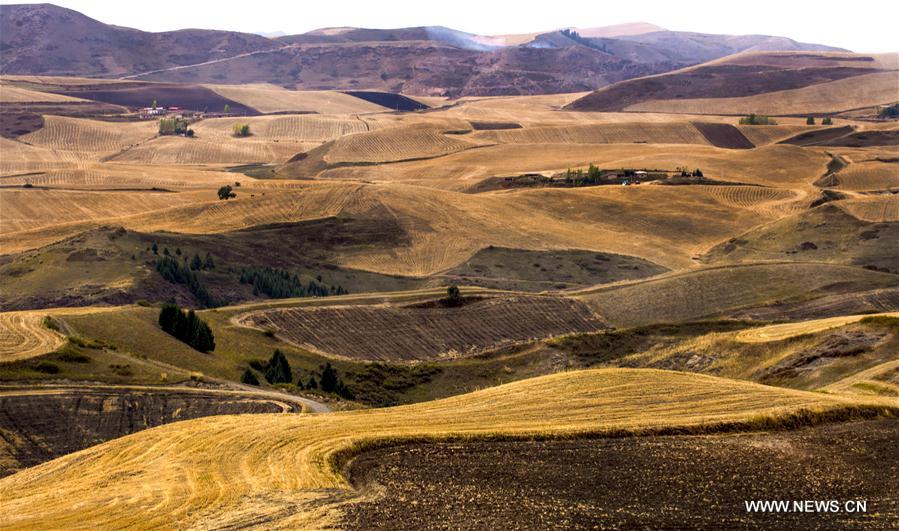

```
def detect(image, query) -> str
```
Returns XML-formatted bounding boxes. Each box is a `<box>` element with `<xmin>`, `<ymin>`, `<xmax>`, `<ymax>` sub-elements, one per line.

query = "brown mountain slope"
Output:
<box><xmin>566</xmin><ymin>52</ymin><xmax>891</xmax><ymax>112</ymax></box>
<box><xmin>1</xmin><ymin>4</ymin><xmax>853</xmax><ymax>97</ymax></box>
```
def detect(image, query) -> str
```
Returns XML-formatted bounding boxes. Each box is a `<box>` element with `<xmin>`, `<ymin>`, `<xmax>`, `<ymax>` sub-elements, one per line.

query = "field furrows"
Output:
<box><xmin>325</xmin><ymin>124</ymin><xmax>483</xmax><ymax>163</ymax></box>
<box><xmin>108</xmin><ymin>135</ymin><xmax>307</xmax><ymax>164</ymax></box>
<box><xmin>193</xmin><ymin>115</ymin><xmax>371</xmax><ymax>142</ymax></box>
<box><xmin>0</xmin><ymin>188</ymin><xmax>210</xmax><ymax>234</ymax></box>
<box><xmin>0</xmin><ymin>166</ymin><xmax>237</xmax><ymax>189</ymax></box>
<box><xmin>241</xmin><ymin>295</ymin><xmax>605</xmax><ymax>361</ymax></box>
<box><xmin>473</xmin><ymin>123</ymin><xmax>709</xmax><ymax>145</ymax></box>
<box><xmin>0</xmin><ymin>312</ymin><xmax>65</xmax><ymax>362</ymax></box>
<box><xmin>19</xmin><ymin>115</ymin><xmax>157</xmax><ymax>157</ymax></box>
<box><xmin>0</xmin><ymin>307</ymin><xmax>121</xmax><ymax>362</ymax></box>
<box><xmin>840</xmin><ymin>196</ymin><xmax>899</xmax><ymax>221</ymax></box>
<box><xmin>832</xmin><ymin>162</ymin><xmax>899</xmax><ymax>191</ymax></box>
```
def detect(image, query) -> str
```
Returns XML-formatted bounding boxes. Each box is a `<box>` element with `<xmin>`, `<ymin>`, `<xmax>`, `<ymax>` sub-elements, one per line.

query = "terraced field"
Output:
<box><xmin>0</xmin><ymin>368</ymin><xmax>892</xmax><ymax>529</ymax></box>
<box><xmin>239</xmin><ymin>295</ymin><xmax>605</xmax><ymax>361</ymax></box>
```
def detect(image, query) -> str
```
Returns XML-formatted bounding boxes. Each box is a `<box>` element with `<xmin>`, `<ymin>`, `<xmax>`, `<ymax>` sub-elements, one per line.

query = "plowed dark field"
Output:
<box><xmin>242</xmin><ymin>295</ymin><xmax>605</xmax><ymax>361</ymax></box>
<box><xmin>344</xmin><ymin>420</ymin><xmax>899</xmax><ymax>530</ymax></box>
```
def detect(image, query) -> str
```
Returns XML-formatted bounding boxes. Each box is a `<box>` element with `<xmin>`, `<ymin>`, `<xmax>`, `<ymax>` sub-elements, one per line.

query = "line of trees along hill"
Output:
<box><xmin>239</xmin><ymin>266</ymin><xmax>347</xmax><ymax>298</ymax></box>
<box><xmin>158</xmin><ymin>303</ymin><xmax>215</xmax><ymax>352</ymax></box>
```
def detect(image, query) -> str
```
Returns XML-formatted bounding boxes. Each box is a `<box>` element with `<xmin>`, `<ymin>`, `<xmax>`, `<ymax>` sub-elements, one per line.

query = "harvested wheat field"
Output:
<box><xmin>323</xmin><ymin>123</ymin><xmax>486</xmax><ymax>164</ymax></box>
<box><xmin>205</xmin><ymin>84</ymin><xmax>387</xmax><ymax>114</ymax></box>
<box><xmin>0</xmin><ymin>307</ymin><xmax>122</xmax><ymax>362</ymax></box>
<box><xmin>0</xmin><ymin>368</ymin><xmax>894</xmax><ymax>529</ymax></box>
<box><xmin>239</xmin><ymin>295</ymin><xmax>605</xmax><ymax>361</ymax></box>
<box><xmin>18</xmin><ymin>115</ymin><xmax>157</xmax><ymax>158</ymax></box>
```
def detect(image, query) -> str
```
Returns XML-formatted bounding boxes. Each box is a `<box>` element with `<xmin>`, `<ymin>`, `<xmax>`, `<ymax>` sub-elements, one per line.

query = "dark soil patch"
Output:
<box><xmin>0</xmin><ymin>112</ymin><xmax>43</xmax><ymax>138</ymax></box>
<box><xmin>693</xmin><ymin>122</ymin><xmax>755</xmax><ymax>149</ymax></box>
<box><xmin>779</xmin><ymin>125</ymin><xmax>855</xmax><ymax>146</ymax></box>
<box><xmin>816</xmin><ymin>130</ymin><xmax>899</xmax><ymax>148</ymax></box>
<box><xmin>55</xmin><ymin>83</ymin><xmax>258</xmax><ymax>114</ymax></box>
<box><xmin>469</xmin><ymin>121</ymin><xmax>522</xmax><ymax>130</ymax></box>
<box><xmin>344</xmin><ymin>420</ymin><xmax>899</xmax><ymax>530</ymax></box>
<box><xmin>342</xmin><ymin>91</ymin><xmax>428</xmax><ymax>111</ymax></box>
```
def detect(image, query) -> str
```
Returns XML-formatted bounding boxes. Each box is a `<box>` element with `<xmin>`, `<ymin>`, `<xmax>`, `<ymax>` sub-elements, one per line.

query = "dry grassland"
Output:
<box><xmin>108</xmin><ymin>134</ymin><xmax>308</xmax><ymax>165</ymax></box>
<box><xmin>734</xmin><ymin>312</ymin><xmax>899</xmax><ymax>343</ymax></box>
<box><xmin>0</xmin><ymin>368</ymin><xmax>892</xmax><ymax>529</ymax></box>
<box><xmin>575</xmin><ymin>263</ymin><xmax>899</xmax><ymax>327</ymax></box>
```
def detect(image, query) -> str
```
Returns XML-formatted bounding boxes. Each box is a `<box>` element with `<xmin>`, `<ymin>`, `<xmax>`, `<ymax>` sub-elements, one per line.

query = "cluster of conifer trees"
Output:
<box><xmin>155</xmin><ymin>255</ymin><xmax>214</xmax><ymax>307</ymax></box>
<box><xmin>239</xmin><ymin>266</ymin><xmax>347</xmax><ymax>299</ymax></box>
<box><xmin>157</xmin><ymin>303</ymin><xmax>215</xmax><ymax>352</ymax></box>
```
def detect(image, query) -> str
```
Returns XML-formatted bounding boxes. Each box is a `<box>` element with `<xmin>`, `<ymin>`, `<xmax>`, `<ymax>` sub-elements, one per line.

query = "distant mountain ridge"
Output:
<box><xmin>0</xmin><ymin>3</ymin><xmax>848</xmax><ymax>96</ymax></box>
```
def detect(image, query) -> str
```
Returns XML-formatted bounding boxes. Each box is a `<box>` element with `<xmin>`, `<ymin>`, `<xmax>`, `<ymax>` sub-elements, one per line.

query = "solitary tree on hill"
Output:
<box><xmin>806</xmin><ymin>116</ymin><xmax>816</xmax><ymax>125</ymax></box>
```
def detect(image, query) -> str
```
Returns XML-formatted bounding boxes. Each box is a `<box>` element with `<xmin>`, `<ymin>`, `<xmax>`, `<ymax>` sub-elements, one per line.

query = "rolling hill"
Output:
<box><xmin>1</xmin><ymin>4</ymin><xmax>852</xmax><ymax>96</ymax></box>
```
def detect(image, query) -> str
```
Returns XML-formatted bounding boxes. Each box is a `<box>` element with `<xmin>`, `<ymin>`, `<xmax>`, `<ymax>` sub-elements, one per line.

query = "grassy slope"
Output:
<box><xmin>576</xmin><ymin>263</ymin><xmax>899</xmax><ymax>327</ymax></box>
<box><xmin>0</xmin><ymin>368</ymin><xmax>894</xmax><ymax>529</ymax></box>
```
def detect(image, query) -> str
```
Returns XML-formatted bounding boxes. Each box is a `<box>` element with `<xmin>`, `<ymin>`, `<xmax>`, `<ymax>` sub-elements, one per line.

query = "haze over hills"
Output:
<box><xmin>0</xmin><ymin>3</ymin><xmax>847</xmax><ymax>96</ymax></box>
